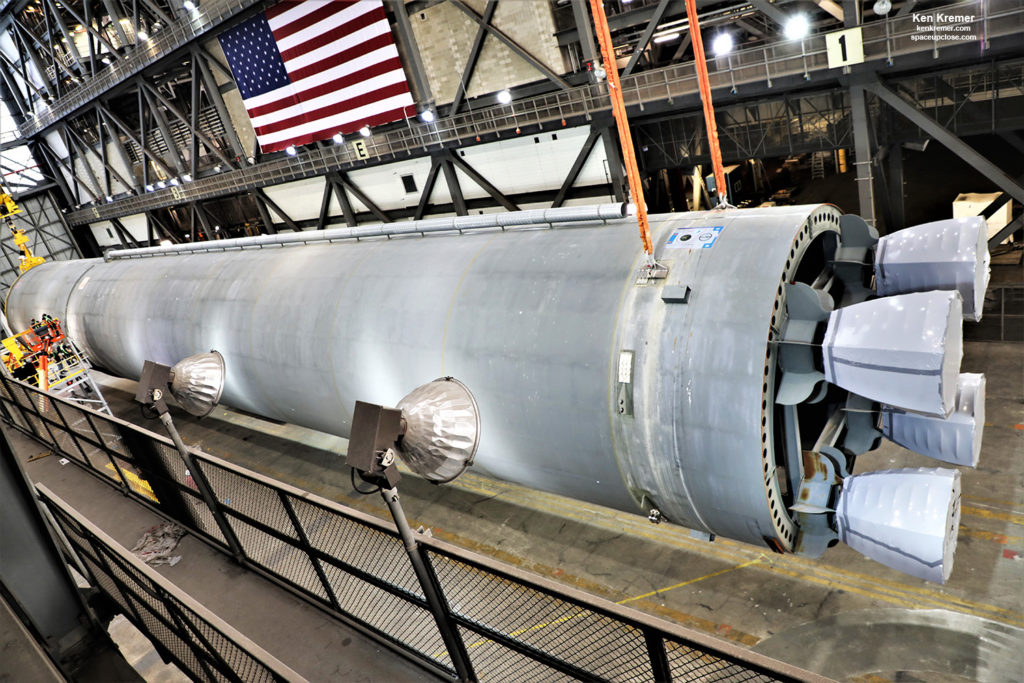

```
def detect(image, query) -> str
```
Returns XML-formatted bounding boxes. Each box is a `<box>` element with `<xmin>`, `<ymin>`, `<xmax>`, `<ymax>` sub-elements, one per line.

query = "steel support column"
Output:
<box><xmin>450</xmin><ymin>0</ymin><xmax>497</xmax><ymax>114</ymax></box>
<box><xmin>440</xmin><ymin>156</ymin><xmax>467</xmax><ymax>216</ymax></box>
<box><xmin>391</xmin><ymin>1</ymin><xmax>433</xmax><ymax>108</ymax></box>
<box><xmin>600</xmin><ymin>125</ymin><xmax>627</xmax><ymax>203</ymax></box>
<box><xmin>849</xmin><ymin>84</ymin><xmax>876</xmax><ymax>226</ymax></box>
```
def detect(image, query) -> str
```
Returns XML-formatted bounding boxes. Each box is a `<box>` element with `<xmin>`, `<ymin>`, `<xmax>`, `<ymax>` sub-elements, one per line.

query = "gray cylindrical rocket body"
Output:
<box><xmin>6</xmin><ymin>205</ymin><xmax>842</xmax><ymax>552</ymax></box>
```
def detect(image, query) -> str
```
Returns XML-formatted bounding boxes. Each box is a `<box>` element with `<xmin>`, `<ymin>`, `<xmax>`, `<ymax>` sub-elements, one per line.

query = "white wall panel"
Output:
<box><xmin>90</xmin><ymin>213</ymin><xmax>149</xmax><ymax>248</ymax></box>
<box><xmin>258</xmin><ymin>126</ymin><xmax>611</xmax><ymax>228</ymax></box>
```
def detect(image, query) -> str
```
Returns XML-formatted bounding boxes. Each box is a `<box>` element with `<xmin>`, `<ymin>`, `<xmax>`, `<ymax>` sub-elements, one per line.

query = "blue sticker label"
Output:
<box><xmin>665</xmin><ymin>226</ymin><xmax>724</xmax><ymax>250</ymax></box>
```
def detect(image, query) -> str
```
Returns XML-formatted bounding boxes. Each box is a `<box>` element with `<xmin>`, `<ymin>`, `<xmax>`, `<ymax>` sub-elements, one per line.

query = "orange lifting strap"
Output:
<box><xmin>588</xmin><ymin>0</ymin><xmax>654</xmax><ymax>255</ymax></box>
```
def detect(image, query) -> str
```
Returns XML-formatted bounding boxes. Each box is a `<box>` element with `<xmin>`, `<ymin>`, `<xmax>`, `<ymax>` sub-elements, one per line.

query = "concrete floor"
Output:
<box><xmin>70</xmin><ymin>340</ymin><xmax>1023</xmax><ymax>682</ymax></box>
<box><xmin>10</xmin><ymin>340</ymin><xmax>1021</xmax><ymax>682</ymax></box>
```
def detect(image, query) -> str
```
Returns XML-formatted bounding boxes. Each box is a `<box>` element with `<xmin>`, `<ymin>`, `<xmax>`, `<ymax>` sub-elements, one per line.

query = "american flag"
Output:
<box><xmin>218</xmin><ymin>0</ymin><xmax>416</xmax><ymax>153</ymax></box>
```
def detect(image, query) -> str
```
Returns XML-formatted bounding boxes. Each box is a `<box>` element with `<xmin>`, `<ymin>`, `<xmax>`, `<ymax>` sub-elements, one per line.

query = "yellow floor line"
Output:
<box><xmin>449</xmin><ymin>477</ymin><xmax>1024</xmax><ymax>627</ymax></box>
<box><xmin>104</xmin><ymin>462</ymin><xmax>159</xmax><ymax>502</ymax></box>
<box><xmin>962</xmin><ymin>505</ymin><xmax>1024</xmax><ymax>527</ymax></box>
<box><xmin>434</xmin><ymin>557</ymin><xmax>765</xmax><ymax>660</ymax></box>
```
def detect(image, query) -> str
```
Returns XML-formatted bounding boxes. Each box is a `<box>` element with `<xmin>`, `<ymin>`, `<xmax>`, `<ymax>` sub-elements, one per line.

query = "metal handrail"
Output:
<box><xmin>37</xmin><ymin>484</ymin><xmax>306</xmax><ymax>683</ymax></box>
<box><xmin>0</xmin><ymin>374</ymin><xmax>818</xmax><ymax>682</ymax></box>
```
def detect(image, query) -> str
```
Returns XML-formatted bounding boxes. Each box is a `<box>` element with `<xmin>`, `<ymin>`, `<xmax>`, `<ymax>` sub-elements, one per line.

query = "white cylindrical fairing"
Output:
<box><xmin>874</xmin><ymin>217</ymin><xmax>990</xmax><ymax>322</ymax></box>
<box><xmin>882</xmin><ymin>373</ymin><xmax>986</xmax><ymax>467</ymax></box>
<box><xmin>836</xmin><ymin>468</ymin><xmax>961</xmax><ymax>583</ymax></box>
<box><xmin>821</xmin><ymin>291</ymin><xmax>964</xmax><ymax>416</ymax></box>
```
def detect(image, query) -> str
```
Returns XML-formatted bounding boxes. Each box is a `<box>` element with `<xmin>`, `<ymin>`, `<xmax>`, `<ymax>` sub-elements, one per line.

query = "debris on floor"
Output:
<box><xmin>131</xmin><ymin>522</ymin><xmax>186</xmax><ymax>566</ymax></box>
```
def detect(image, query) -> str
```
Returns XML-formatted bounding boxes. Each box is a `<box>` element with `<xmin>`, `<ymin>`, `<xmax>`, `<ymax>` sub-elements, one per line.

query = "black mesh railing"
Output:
<box><xmin>36</xmin><ymin>484</ymin><xmax>302</xmax><ymax>682</ymax></box>
<box><xmin>0</xmin><ymin>375</ymin><xmax>816</xmax><ymax>682</ymax></box>
<box><xmin>965</xmin><ymin>284</ymin><xmax>1024</xmax><ymax>343</ymax></box>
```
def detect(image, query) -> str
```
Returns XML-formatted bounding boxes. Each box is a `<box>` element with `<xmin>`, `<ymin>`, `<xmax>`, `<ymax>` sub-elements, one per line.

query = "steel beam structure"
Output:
<box><xmin>868</xmin><ymin>79</ymin><xmax>1024</xmax><ymax>207</ymax></box>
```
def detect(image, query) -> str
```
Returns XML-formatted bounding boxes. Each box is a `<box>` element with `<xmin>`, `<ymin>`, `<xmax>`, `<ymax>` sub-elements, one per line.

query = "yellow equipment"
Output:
<box><xmin>1</xmin><ymin>191</ymin><xmax>45</xmax><ymax>273</ymax></box>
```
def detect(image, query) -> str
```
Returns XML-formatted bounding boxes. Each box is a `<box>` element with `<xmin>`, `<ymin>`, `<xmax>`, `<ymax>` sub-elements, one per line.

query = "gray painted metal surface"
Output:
<box><xmin>5</xmin><ymin>205</ymin><xmax>837</xmax><ymax>552</ymax></box>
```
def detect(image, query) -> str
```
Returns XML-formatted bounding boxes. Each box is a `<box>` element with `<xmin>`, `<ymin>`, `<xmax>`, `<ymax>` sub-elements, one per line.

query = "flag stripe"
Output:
<box><xmin>286</xmin><ymin>33</ymin><xmax>394</xmax><ymax>83</ymax></box>
<box><xmin>273</xmin><ymin>0</ymin><xmax>378</xmax><ymax>46</ymax></box>
<box><xmin>247</xmin><ymin>56</ymin><xmax>404</xmax><ymax>119</ymax></box>
<box><xmin>280</xmin><ymin>20</ymin><xmax>390</xmax><ymax>69</ymax></box>
<box><xmin>219</xmin><ymin>0</ymin><xmax>415</xmax><ymax>154</ymax></box>
<box><xmin>256</xmin><ymin>97</ymin><xmax>415</xmax><ymax>150</ymax></box>
<box><xmin>244</xmin><ymin>44</ymin><xmax>397</xmax><ymax>110</ymax></box>
<box><xmin>253</xmin><ymin>81</ymin><xmax>413</xmax><ymax>136</ymax></box>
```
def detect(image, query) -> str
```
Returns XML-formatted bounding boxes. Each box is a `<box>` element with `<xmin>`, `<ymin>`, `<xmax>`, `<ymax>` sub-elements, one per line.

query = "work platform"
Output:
<box><xmin>5</xmin><ymin>338</ymin><xmax>1019</xmax><ymax>681</ymax></box>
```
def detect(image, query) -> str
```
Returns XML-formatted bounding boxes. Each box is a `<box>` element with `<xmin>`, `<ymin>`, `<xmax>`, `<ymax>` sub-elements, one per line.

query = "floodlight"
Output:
<box><xmin>136</xmin><ymin>29</ymin><xmax>149</xmax><ymax>40</ymax></box>
<box><xmin>873</xmin><ymin>0</ymin><xmax>892</xmax><ymax>14</ymax></box>
<box><xmin>169</xmin><ymin>351</ymin><xmax>226</xmax><ymax>418</ymax></box>
<box><xmin>712</xmin><ymin>32</ymin><xmax>734</xmax><ymax>56</ymax></box>
<box><xmin>396</xmin><ymin>377</ymin><xmax>480</xmax><ymax>483</ymax></box>
<box><xmin>882</xmin><ymin>373</ymin><xmax>985</xmax><ymax>467</ymax></box>
<box><xmin>135</xmin><ymin>351</ymin><xmax>225</xmax><ymax>418</ymax></box>
<box><xmin>821</xmin><ymin>291</ymin><xmax>963</xmax><ymax>416</ymax></box>
<box><xmin>496</xmin><ymin>89</ymin><xmax>512</xmax><ymax>105</ymax></box>
<box><xmin>784</xmin><ymin>14</ymin><xmax>810</xmax><ymax>40</ymax></box>
<box><xmin>836</xmin><ymin>467</ymin><xmax>961</xmax><ymax>583</ymax></box>
<box><xmin>348</xmin><ymin>377</ymin><xmax>480</xmax><ymax>486</ymax></box>
<box><xmin>183</xmin><ymin>0</ymin><xmax>196</xmax><ymax>11</ymax></box>
<box><xmin>419</xmin><ymin>109</ymin><xmax>436</xmax><ymax>123</ymax></box>
<box><xmin>874</xmin><ymin>216</ymin><xmax>990</xmax><ymax>321</ymax></box>
<box><xmin>653</xmin><ymin>32</ymin><xmax>681</xmax><ymax>44</ymax></box>
<box><xmin>285</xmin><ymin>145</ymin><xmax>297</xmax><ymax>156</ymax></box>
<box><xmin>332</xmin><ymin>133</ymin><xmax>344</xmax><ymax>144</ymax></box>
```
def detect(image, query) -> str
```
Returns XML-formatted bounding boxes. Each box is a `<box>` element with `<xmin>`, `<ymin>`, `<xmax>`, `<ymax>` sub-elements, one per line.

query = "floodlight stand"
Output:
<box><xmin>156</xmin><ymin>410</ymin><xmax>245</xmax><ymax>562</ymax></box>
<box><xmin>378</xmin><ymin>484</ymin><xmax>474</xmax><ymax>682</ymax></box>
<box><xmin>137</xmin><ymin>364</ymin><xmax>245</xmax><ymax>563</ymax></box>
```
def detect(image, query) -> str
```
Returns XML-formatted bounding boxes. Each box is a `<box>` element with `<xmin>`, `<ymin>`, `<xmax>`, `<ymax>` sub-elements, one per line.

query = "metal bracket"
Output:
<box><xmin>635</xmin><ymin>261</ymin><xmax>669</xmax><ymax>285</ymax></box>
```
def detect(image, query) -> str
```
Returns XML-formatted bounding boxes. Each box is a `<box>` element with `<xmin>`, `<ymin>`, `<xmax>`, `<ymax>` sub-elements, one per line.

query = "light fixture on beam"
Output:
<box><xmin>712</xmin><ymin>32</ymin><xmax>734</xmax><ymax>56</ymax></box>
<box><xmin>332</xmin><ymin>133</ymin><xmax>344</xmax><ymax>144</ymax></box>
<box><xmin>359</xmin><ymin>126</ymin><xmax>371</xmax><ymax>137</ymax></box>
<box><xmin>496</xmin><ymin>89</ymin><xmax>512</xmax><ymax>105</ymax></box>
<box><xmin>784</xmin><ymin>14</ymin><xmax>810</xmax><ymax>40</ymax></box>
<box><xmin>419</xmin><ymin>109</ymin><xmax>435</xmax><ymax>123</ymax></box>
<box><xmin>285</xmin><ymin>145</ymin><xmax>297</xmax><ymax>156</ymax></box>
<box><xmin>653</xmin><ymin>32</ymin><xmax>681</xmax><ymax>44</ymax></box>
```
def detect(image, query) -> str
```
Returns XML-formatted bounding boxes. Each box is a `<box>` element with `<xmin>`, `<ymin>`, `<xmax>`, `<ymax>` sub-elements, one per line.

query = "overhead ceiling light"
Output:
<box><xmin>145</xmin><ymin>183</ymin><xmax>154</xmax><ymax>191</ymax></box>
<box><xmin>182</xmin><ymin>0</ymin><xmax>196</xmax><ymax>11</ymax></box>
<box><xmin>159</xmin><ymin>239</ymin><xmax>172</xmax><ymax>246</ymax></box>
<box><xmin>653</xmin><ymin>32</ymin><xmax>681</xmax><ymax>43</ymax></box>
<box><xmin>213</xmin><ymin>164</ymin><xmax>222</xmax><ymax>172</ymax></box>
<box><xmin>181</xmin><ymin>173</ymin><xmax>192</xmax><ymax>182</ymax></box>
<box><xmin>419</xmin><ymin>109</ymin><xmax>435</xmax><ymax>123</ymax></box>
<box><xmin>712</xmin><ymin>32</ymin><xmax>734</xmax><ymax>56</ymax></box>
<box><xmin>285</xmin><ymin>145</ymin><xmax>297</xmax><ymax>155</ymax></box>
<box><xmin>105</xmin><ymin>195</ymin><xmax>114</xmax><ymax>203</ymax></box>
<box><xmin>332</xmin><ymin>132</ymin><xmax>344</xmax><ymax>144</ymax></box>
<box><xmin>101</xmin><ymin>56</ymin><xmax>111</xmax><ymax>65</ymax></box>
<box><xmin>496</xmin><ymin>89</ymin><xmax>512</xmax><ymax>104</ymax></box>
<box><xmin>156</xmin><ymin>180</ymin><xmax>166</xmax><ymax>188</ymax></box>
<box><xmin>136</xmin><ymin>29</ymin><xmax>148</xmax><ymax>40</ymax></box>
<box><xmin>784</xmin><ymin>14</ymin><xmax>810</xmax><ymax>40</ymax></box>
<box><xmin>169</xmin><ymin>177</ymin><xmax>180</xmax><ymax>186</ymax></box>
<box><xmin>359</xmin><ymin>126</ymin><xmax>371</xmax><ymax>137</ymax></box>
